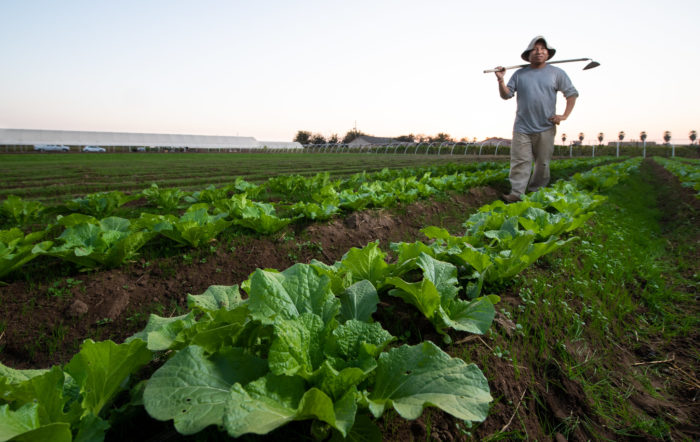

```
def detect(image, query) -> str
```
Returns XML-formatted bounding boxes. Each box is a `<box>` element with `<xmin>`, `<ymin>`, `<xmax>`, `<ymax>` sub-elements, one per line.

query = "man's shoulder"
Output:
<box><xmin>545</xmin><ymin>64</ymin><xmax>567</xmax><ymax>73</ymax></box>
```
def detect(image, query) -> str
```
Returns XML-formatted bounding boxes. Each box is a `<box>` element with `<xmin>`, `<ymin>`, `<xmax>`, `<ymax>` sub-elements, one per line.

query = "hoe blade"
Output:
<box><xmin>583</xmin><ymin>61</ymin><xmax>600</xmax><ymax>70</ymax></box>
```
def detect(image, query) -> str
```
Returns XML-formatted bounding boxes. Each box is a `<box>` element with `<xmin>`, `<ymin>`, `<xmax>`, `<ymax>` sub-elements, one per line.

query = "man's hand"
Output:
<box><xmin>549</xmin><ymin>115</ymin><xmax>567</xmax><ymax>125</ymax></box>
<box><xmin>494</xmin><ymin>67</ymin><xmax>506</xmax><ymax>81</ymax></box>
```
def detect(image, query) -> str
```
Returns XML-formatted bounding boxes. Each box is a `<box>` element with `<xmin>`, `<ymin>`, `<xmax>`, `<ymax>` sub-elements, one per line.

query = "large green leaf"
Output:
<box><xmin>0</xmin><ymin>403</ymin><xmax>40</xmax><ymax>441</ymax></box>
<box><xmin>338</xmin><ymin>241</ymin><xmax>390</xmax><ymax>287</ymax></box>
<box><xmin>268</xmin><ymin>313</ymin><xmax>327</xmax><ymax>380</ymax></box>
<box><xmin>126</xmin><ymin>312</ymin><xmax>197</xmax><ymax>351</ymax></box>
<box><xmin>143</xmin><ymin>345</ymin><xmax>267</xmax><ymax>435</ymax></box>
<box><xmin>338</xmin><ymin>280</ymin><xmax>379</xmax><ymax>323</ymax></box>
<box><xmin>367</xmin><ymin>341</ymin><xmax>491</xmax><ymax>423</ymax></box>
<box><xmin>64</xmin><ymin>339</ymin><xmax>152</xmax><ymax>417</ymax></box>
<box><xmin>6</xmin><ymin>367</ymin><xmax>78</xmax><ymax>427</ymax></box>
<box><xmin>247</xmin><ymin>264</ymin><xmax>339</xmax><ymax>324</ymax></box>
<box><xmin>223</xmin><ymin>373</ymin><xmax>305</xmax><ymax>437</ymax></box>
<box><xmin>328</xmin><ymin>320</ymin><xmax>394</xmax><ymax>365</ymax></box>
<box><xmin>224</xmin><ymin>374</ymin><xmax>355</xmax><ymax>438</ymax></box>
<box><xmin>187</xmin><ymin>285</ymin><xmax>246</xmax><ymax>312</ymax></box>
<box><xmin>416</xmin><ymin>253</ymin><xmax>459</xmax><ymax>302</ymax></box>
<box><xmin>386</xmin><ymin>277</ymin><xmax>441</xmax><ymax>320</ymax></box>
<box><xmin>437</xmin><ymin>296</ymin><xmax>496</xmax><ymax>335</ymax></box>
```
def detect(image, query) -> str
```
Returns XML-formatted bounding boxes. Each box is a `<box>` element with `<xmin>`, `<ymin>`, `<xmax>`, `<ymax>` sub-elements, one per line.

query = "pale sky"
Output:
<box><xmin>1</xmin><ymin>0</ymin><xmax>698</xmax><ymax>144</ymax></box>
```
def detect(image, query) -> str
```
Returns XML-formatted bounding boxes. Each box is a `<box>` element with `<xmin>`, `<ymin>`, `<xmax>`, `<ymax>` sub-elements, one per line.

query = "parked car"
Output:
<box><xmin>34</xmin><ymin>144</ymin><xmax>69</xmax><ymax>152</ymax></box>
<box><xmin>82</xmin><ymin>146</ymin><xmax>106</xmax><ymax>153</ymax></box>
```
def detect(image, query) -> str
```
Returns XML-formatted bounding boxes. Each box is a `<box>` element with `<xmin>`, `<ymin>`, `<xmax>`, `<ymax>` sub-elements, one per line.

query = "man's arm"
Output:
<box><xmin>495</xmin><ymin>68</ymin><xmax>512</xmax><ymax>100</ymax></box>
<box><xmin>549</xmin><ymin>95</ymin><xmax>577</xmax><ymax>124</ymax></box>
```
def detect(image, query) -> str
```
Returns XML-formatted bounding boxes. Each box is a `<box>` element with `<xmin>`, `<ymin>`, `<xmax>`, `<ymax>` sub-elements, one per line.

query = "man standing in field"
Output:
<box><xmin>495</xmin><ymin>35</ymin><xmax>578</xmax><ymax>203</ymax></box>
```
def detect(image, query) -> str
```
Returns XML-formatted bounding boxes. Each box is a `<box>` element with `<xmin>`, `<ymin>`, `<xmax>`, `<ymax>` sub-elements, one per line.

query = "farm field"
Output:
<box><xmin>0</xmin><ymin>153</ymin><xmax>508</xmax><ymax>204</ymax></box>
<box><xmin>0</xmin><ymin>154</ymin><xmax>698</xmax><ymax>441</ymax></box>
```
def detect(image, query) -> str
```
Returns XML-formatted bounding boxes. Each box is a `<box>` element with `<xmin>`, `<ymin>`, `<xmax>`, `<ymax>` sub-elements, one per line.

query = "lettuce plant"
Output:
<box><xmin>184</xmin><ymin>184</ymin><xmax>231</xmax><ymax>204</ymax></box>
<box><xmin>131</xmin><ymin>264</ymin><xmax>492</xmax><ymax>439</ymax></box>
<box><xmin>0</xmin><ymin>228</ymin><xmax>52</xmax><ymax>279</ymax></box>
<box><xmin>44</xmin><ymin>215</ymin><xmax>155</xmax><ymax>268</ymax></box>
<box><xmin>232</xmin><ymin>202</ymin><xmax>295</xmax><ymax>235</ymax></box>
<box><xmin>63</xmin><ymin>191</ymin><xmax>139</xmax><ymax>218</ymax></box>
<box><xmin>141</xmin><ymin>183</ymin><xmax>187</xmax><ymax>210</ymax></box>
<box><xmin>0</xmin><ymin>339</ymin><xmax>152</xmax><ymax>441</ymax></box>
<box><xmin>0</xmin><ymin>196</ymin><xmax>46</xmax><ymax>227</ymax></box>
<box><xmin>137</xmin><ymin>204</ymin><xmax>232</xmax><ymax>248</ymax></box>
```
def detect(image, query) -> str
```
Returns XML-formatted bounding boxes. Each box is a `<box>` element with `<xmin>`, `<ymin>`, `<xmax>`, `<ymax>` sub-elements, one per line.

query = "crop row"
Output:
<box><xmin>653</xmin><ymin>156</ymin><xmax>700</xmax><ymax>197</ymax></box>
<box><xmin>0</xmin><ymin>158</ymin><xmax>613</xmax><ymax>280</ymax></box>
<box><xmin>0</xmin><ymin>158</ymin><xmax>642</xmax><ymax>441</ymax></box>
<box><xmin>0</xmin><ymin>154</ymin><xmax>505</xmax><ymax>203</ymax></box>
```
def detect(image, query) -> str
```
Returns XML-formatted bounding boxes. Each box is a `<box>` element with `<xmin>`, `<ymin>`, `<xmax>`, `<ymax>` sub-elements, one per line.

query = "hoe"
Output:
<box><xmin>483</xmin><ymin>58</ymin><xmax>600</xmax><ymax>73</ymax></box>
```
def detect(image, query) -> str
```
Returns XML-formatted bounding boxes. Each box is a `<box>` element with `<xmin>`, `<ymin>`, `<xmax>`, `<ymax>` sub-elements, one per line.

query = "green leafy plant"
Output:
<box><xmin>43</xmin><ymin>215</ymin><xmax>155</xmax><ymax>268</ymax></box>
<box><xmin>141</xmin><ymin>183</ymin><xmax>187</xmax><ymax>210</ymax></box>
<box><xmin>0</xmin><ymin>339</ymin><xmax>152</xmax><ymax>441</ymax></box>
<box><xmin>130</xmin><ymin>265</ymin><xmax>492</xmax><ymax>439</ymax></box>
<box><xmin>0</xmin><ymin>195</ymin><xmax>46</xmax><ymax>227</ymax></box>
<box><xmin>63</xmin><ymin>191</ymin><xmax>140</xmax><ymax>218</ymax></box>
<box><xmin>137</xmin><ymin>204</ymin><xmax>233</xmax><ymax>248</ymax></box>
<box><xmin>0</xmin><ymin>228</ymin><xmax>52</xmax><ymax>279</ymax></box>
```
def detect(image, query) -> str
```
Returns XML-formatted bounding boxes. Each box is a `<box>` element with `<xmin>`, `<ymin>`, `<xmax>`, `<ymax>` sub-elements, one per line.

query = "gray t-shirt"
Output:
<box><xmin>505</xmin><ymin>64</ymin><xmax>578</xmax><ymax>134</ymax></box>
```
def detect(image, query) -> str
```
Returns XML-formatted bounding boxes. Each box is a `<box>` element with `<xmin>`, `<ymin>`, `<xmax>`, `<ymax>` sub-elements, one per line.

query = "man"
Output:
<box><xmin>495</xmin><ymin>35</ymin><xmax>578</xmax><ymax>202</ymax></box>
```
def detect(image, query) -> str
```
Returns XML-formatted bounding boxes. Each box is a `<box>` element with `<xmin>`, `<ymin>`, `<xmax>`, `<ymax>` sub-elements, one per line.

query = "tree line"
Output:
<box><xmin>293</xmin><ymin>130</ymin><xmax>476</xmax><ymax>145</ymax></box>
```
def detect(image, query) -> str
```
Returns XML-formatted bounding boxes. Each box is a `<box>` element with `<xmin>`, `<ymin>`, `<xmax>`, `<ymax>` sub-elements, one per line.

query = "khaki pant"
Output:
<box><xmin>509</xmin><ymin>127</ymin><xmax>556</xmax><ymax>196</ymax></box>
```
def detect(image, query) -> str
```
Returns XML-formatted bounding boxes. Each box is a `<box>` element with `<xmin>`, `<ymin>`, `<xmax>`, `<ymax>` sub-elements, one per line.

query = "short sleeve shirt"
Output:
<box><xmin>505</xmin><ymin>64</ymin><xmax>578</xmax><ymax>134</ymax></box>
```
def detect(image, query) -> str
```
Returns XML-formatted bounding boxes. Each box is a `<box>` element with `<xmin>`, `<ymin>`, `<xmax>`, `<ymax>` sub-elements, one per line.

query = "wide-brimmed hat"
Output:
<box><xmin>521</xmin><ymin>35</ymin><xmax>556</xmax><ymax>61</ymax></box>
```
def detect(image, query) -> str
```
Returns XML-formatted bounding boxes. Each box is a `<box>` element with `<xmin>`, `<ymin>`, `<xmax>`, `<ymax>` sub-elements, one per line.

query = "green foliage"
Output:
<box><xmin>0</xmin><ymin>158</ymin><xmax>612</xmax><ymax>277</ymax></box>
<box><xmin>137</xmin><ymin>204</ymin><xmax>232</xmax><ymax>248</ymax></box>
<box><xmin>0</xmin><ymin>196</ymin><xmax>45</xmax><ymax>227</ymax></box>
<box><xmin>232</xmin><ymin>202</ymin><xmax>295</xmax><ymax>235</ymax></box>
<box><xmin>654</xmin><ymin>156</ymin><xmax>700</xmax><ymax>196</ymax></box>
<box><xmin>0</xmin><ymin>156</ymin><xmax>649</xmax><ymax>440</ymax></box>
<box><xmin>184</xmin><ymin>184</ymin><xmax>230</xmax><ymax>204</ymax></box>
<box><xmin>141</xmin><ymin>183</ymin><xmax>187</xmax><ymax>210</ymax></box>
<box><xmin>0</xmin><ymin>228</ymin><xmax>52</xmax><ymax>279</ymax></box>
<box><xmin>63</xmin><ymin>191</ymin><xmax>139</xmax><ymax>218</ymax></box>
<box><xmin>135</xmin><ymin>265</ymin><xmax>492</xmax><ymax>438</ymax></box>
<box><xmin>0</xmin><ymin>339</ymin><xmax>151</xmax><ymax>441</ymax></box>
<box><xmin>44</xmin><ymin>215</ymin><xmax>154</xmax><ymax>268</ymax></box>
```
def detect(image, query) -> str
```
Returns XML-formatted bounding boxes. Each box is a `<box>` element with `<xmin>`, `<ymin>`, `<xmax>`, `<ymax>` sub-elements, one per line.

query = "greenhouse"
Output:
<box><xmin>0</xmin><ymin>128</ymin><xmax>303</xmax><ymax>151</ymax></box>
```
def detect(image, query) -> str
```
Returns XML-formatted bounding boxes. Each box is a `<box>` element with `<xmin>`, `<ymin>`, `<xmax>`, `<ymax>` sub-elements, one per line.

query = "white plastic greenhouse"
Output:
<box><xmin>0</xmin><ymin>129</ymin><xmax>303</xmax><ymax>151</ymax></box>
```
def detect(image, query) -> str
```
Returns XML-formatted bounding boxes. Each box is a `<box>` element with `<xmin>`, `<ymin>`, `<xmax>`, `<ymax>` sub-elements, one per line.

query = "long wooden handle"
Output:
<box><xmin>483</xmin><ymin>58</ymin><xmax>592</xmax><ymax>73</ymax></box>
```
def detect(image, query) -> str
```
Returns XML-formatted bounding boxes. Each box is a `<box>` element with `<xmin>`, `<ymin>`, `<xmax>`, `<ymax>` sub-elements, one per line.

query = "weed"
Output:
<box><xmin>46</xmin><ymin>323</ymin><xmax>67</xmax><ymax>357</ymax></box>
<box><xmin>47</xmin><ymin>277</ymin><xmax>82</xmax><ymax>298</ymax></box>
<box><xmin>126</xmin><ymin>312</ymin><xmax>146</xmax><ymax>325</ymax></box>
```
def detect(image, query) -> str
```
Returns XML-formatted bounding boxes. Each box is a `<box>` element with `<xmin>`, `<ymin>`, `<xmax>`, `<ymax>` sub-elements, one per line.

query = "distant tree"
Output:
<box><xmin>663</xmin><ymin>131</ymin><xmax>672</xmax><ymax>144</ymax></box>
<box><xmin>342</xmin><ymin>130</ymin><xmax>366</xmax><ymax>144</ymax></box>
<box><xmin>310</xmin><ymin>133</ymin><xmax>327</xmax><ymax>145</ymax></box>
<box><xmin>431</xmin><ymin>133</ymin><xmax>453</xmax><ymax>143</ymax></box>
<box><xmin>294</xmin><ymin>130</ymin><xmax>312</xmax><ymax>144</ymax></box>
<box><xmin>395</xmin><ymin>134</ymin><xmax>415</xmax><ymax>142</ymax></box>
<box><xmin>328</xmin><ymin>133</ymin><xmax>339</xmax><ymax>144</ymax></box>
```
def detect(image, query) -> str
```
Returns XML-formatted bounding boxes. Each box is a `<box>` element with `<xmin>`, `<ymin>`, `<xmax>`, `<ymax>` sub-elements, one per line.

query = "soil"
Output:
<box><xmin>1</xmin><ymin>159</ymin><xmax>698</xmax><ymax>441</ymax></box>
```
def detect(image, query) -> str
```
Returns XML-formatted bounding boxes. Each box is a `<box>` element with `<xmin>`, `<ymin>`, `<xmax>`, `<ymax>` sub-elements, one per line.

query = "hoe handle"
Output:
<box><xmin>483</xmin><ymin>58</ymin><xmax>592</xmax><ymax>73</ymax></box>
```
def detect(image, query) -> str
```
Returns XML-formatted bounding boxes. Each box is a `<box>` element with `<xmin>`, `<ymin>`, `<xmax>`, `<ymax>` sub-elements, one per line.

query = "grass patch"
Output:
<box><xmin>479</xmin><ymin>165</ymin><xmax>698</xmax><ymax>439</ymax></box>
